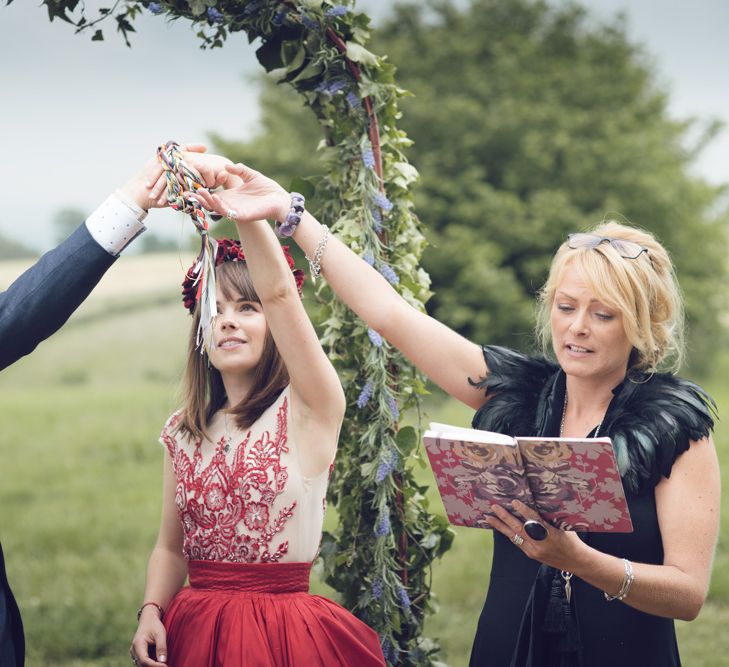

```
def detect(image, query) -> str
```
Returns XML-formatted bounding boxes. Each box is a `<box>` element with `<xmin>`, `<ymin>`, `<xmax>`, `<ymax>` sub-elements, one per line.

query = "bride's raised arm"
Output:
<box><xmin>197</xmin><ymin>162</ymin><xmax>490</xmax><ymax>410</ymax></box>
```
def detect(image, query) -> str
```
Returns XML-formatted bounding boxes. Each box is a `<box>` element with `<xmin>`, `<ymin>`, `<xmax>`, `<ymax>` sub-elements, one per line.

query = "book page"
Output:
<box><xmin>423</xmin><ymin>432</ymin><xmax>532</xmax><ymax>529</ymax></box>
<box><xmin>516</xmin><ymin>437</ymin><xmax>633</xmax><ymax>533</ymax></box>
<box><xmin>427</xmin><ymin>422</ymin><xmax>516</xmax><ymax>446</ymax></box>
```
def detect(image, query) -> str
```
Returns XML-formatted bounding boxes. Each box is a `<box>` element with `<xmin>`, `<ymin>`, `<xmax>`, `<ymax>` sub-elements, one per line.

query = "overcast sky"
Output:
<box><xmin>2</xmin><ymin>0</ymin><xmax>727</xmax><ymax>252</ymax></box>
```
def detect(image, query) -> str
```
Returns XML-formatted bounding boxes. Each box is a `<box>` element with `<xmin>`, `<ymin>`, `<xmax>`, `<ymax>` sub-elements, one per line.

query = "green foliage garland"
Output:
<box><xmin>27</xmin><ymin>0</ymin><xmax>455</xmax><ymax>663</ymax></box>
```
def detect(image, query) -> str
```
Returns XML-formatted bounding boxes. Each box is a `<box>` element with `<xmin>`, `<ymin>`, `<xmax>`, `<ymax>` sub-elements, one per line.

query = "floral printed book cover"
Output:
<box><xmin>424</xmin><ymin>423</ymin><xmax>633</xmax><ymax>533</ymax></box>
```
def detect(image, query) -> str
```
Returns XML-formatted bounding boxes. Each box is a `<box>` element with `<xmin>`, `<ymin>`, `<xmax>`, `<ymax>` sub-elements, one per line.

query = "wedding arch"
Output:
<box><xmin>33</xmin><ymin>1</ymin><xmax>453</xmax><ymax>664</ymax></box>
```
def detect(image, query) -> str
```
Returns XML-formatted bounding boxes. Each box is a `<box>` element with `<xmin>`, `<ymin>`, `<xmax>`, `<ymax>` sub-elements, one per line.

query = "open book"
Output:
<box><xmin>424</xmin><ymin>422</ymin><xmax>633</xmax><ymax>532</ymax></box>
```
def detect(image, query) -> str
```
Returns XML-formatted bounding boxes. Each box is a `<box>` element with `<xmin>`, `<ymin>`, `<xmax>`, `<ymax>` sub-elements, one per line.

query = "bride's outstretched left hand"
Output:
<box><xmin>193</xmin><ymin>163</ymin><xmax>290</xmax><ymax>224</ymax></box>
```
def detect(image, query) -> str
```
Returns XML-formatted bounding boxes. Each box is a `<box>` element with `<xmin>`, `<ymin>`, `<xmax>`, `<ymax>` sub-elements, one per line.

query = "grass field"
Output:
<box><xmin>0</xmin><ymin>255</ymin><xmax>727</xmax><ymax>666</ymax></box>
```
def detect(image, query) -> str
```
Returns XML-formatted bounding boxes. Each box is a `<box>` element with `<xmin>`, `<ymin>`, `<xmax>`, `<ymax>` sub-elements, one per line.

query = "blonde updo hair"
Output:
<box><xmin>535</xmin><ymin>221</ymin><xmax>685</xmax><ymax>373</ymax></box>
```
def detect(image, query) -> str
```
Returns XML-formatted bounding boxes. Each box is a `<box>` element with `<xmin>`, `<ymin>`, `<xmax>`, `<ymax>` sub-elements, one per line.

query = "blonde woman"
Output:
<box><xmin>198</xmin><ymin>162</ymin><xmax>719</xmax><ymax>667</ymax></box>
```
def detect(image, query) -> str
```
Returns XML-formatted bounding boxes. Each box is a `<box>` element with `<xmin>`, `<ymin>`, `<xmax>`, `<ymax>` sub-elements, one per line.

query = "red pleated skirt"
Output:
<box><xmin>163</xmin><ymin>560</ymin><xmax>386</xmax><ymax>667</ymax></box>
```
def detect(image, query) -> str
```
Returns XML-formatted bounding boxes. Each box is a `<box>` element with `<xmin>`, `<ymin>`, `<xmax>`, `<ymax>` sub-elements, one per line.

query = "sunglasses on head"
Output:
<box><xmin>567</xmin><ymin>233</ymin><xmax>648</xmax><ymax>260</ymax></box>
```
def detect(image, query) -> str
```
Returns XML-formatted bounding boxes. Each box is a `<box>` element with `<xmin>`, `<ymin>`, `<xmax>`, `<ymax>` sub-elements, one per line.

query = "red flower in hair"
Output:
<box><xmin>215</xmin><ymin>238</ymin><xmax>247</xmax><ymax>264</ymax></box>
<box><xmin>281</xmin><ymin>245</ymin><xmax>306</xmax><ymax>295</ymax></box>
<box><xmin>181</xmin><ymin>238</ymin><xmax>304</xmax><ymax>313</ymax></box>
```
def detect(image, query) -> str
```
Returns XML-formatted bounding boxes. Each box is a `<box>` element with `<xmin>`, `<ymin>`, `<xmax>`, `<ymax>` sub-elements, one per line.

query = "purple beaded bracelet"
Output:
<box><xmin>275</xmin><ymin>192</ymin><xmax>306</xmax><ymax>237</ymax></box>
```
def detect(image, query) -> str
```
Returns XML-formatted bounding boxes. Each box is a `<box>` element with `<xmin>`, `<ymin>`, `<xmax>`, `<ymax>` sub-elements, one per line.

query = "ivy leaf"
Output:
<box><xmin>188</xmin><ymin>0</ymin><xmax>207</xmax><ymax>16</ymax></box>
<box><xmin>282</xmin><ymin>43</ymin><xmax>305</xmax><ymax>73</ymax></box>
<box><xmin>390</xmin><ymin>161</ymin><xmax>419</xmax><ymax>188</ymax></box>
<box><xmin>420</xmin><ymin>533</ymin><xmax>439</xmax><ymax>550</ymax></box>
<box><xmin>290</xmin><ymin>59</ymin><xmax>324</xmax><ymax>83</ymax></box>
<box><xmin>91</xmin><ymin>29</ymin><xmax>104</xmax><ymax>41</ymax></box>
<box><xmin>116</xmin><ymin>16</ymin><xmax>135</xmax><ymax>33</ymax></box>
<box><xmin>396</xmin><ymin>425</ymin><xmax>418</xmax><ymax>455</ymax></box>
<box><xmin>360</xmin><ymin>460</ymin><xmax>377</xmax><ymax>477</ymax></box>
<box><xmin>352</xmin><ymin>25</ymin><xmax>369</xmax><ymax>44</ymax></box>
<box><xmin>345</xmin><ymin>41</ymin><xmax>378</xmax><ymax>67</ymax></box>
<box><xmin>289</xmin><ymin>176</ymin><xmax>316</xmax><ymax>200</ymax></box>
<box><xmin>46</xmin><ymin>5</ymin><xmax>75</xmax><ymax>24</ymax></box>
<box><xmin>256</xmin><ymin>36</ymin><xmax>284</xmax><ymax>71</ymax></box>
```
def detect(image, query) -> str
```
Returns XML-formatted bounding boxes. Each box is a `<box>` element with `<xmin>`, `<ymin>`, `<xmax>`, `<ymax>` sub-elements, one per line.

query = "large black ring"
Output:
<box><xmin>523</xmin><ymin>519</ymin><xmax>548</xmax><ymax>541</ymax></box>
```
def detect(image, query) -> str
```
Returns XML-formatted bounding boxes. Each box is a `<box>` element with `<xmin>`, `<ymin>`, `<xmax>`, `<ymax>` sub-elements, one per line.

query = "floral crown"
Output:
<box><xmin>182</xmin><ymin>238</ymin><xmax>305</xmax><ymax>314</ymax></box>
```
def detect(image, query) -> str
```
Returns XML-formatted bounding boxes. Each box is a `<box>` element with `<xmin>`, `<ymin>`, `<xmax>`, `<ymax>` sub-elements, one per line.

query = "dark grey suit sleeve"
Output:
<box><xmin>0</xmin><ymin>223</ymin><xmax>116</xmax><ymax>371</ymax></box>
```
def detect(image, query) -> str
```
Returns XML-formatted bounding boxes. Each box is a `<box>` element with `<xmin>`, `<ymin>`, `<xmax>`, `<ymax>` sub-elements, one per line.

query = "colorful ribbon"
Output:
<box><xmin>157</xmin><ymin>140</ymin><xmax>219</xmax><ymax>352</ymax></box>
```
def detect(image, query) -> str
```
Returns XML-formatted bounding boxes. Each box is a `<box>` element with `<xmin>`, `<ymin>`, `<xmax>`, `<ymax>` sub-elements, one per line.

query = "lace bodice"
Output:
<box><xmin>160</xmin><ymin>386</ymin><xmax>330</xmax><ymax>564</ymax></box>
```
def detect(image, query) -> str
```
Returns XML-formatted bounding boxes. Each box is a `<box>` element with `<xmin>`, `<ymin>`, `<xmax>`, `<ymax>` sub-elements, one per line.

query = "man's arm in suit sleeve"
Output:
<box><xmin>0</xmin><ymin>196</ymin><xmax>147</xmax><ymax>371</ymax></box>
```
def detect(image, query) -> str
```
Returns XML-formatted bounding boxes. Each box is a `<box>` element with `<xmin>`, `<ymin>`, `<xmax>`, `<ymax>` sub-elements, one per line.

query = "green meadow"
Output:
<box><xmin>0</xmin><ymin>255</ymin><xmax>727</xmax><ymax>666</ymax></box>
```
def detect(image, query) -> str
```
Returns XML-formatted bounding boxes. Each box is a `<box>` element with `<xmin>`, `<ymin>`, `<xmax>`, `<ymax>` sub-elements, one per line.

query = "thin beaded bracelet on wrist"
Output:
<box><xmin>305</xmin><ymin>225</ymin><xmax>330</xmax><ymax>283</ymax></box>
<box><xmin>275</xmin><ymin>192</ymin><xmax>305</xmax><ymax>237</ymax></box>
<box><xmin>604</xmin><ymin>558</ymin><xmax>634</xmax><ymax>601</ymax></box>
<box><xmin>137</xmin><ymin>601</ymin><xmax>164</xmax><ymax>621</ymax></box>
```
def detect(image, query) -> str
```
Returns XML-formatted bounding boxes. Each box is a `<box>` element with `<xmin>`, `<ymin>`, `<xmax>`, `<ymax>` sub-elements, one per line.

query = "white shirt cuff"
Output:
<box><xmin>85</xmin><ymin>192</ymin><xmax>148</xmax><ymax>256</ymax></box>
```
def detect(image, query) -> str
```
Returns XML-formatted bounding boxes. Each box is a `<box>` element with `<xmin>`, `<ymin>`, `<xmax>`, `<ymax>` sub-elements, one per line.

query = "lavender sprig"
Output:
<box><xmin>386</xmin><ymin>394</ymin><xmax>400</xmax><ymax>421</ymax></box>
<box><xmin>372</xmin><ymin>577</ymin><xmax>384</xmax><ymax>600</ymax></box>
<box><xmin>367</xmin><ymin>328</ymin><xmax>383</xmax><ymax>347</ymax></box>
<box><xmin>397</xmin><ymin>584</ymin><xmax>411</xmax><ymax>609</ymax></box>
<box><xmin>206</xmin><ymin>7</ymin><xmax>224</xmax><ymax>24</ymax></box>
<box><xmin>243</xmin><ymin>1</ymin><xmax>264</xmax><ymax>16</ymax></box>
<box><xmin>316</xmin><ymin>79</ymin><xmax>349</xmax><ymax>95</ymax></box>
<box><xmin>362</xmin><ymin>147</ymin><xmax>376</xmax><ymax>170</ymax></box>
<box><xmin>375</xmin><ymin>510</ymin><xmax>390</xmax><ymax>537</ymax></box>
<box><xmin>381</xmin><ymin>639</ymin><xmax>396</xmax><ymax>664</ymax></box>
<box><xmin>375</xmin><ymin>447</ymin><xmax>399</xmax><ymax>482</ymax></box>
<box><xmin>301</xmin><ymin>13</ymin><xmax>318</xmax><ymax>30</ymax></box>
<box><xmin>346</xmin><ymin>91</ymin><xmax>362</xmax><ymax>110</ymax></box>
<box><xmin>372</xmin><ymin>191</ymin><xmax>393</xmax><ymax>212</ymax></box>
<box><xmin>356</xmin><ymin>380</ymin><xmax>374</xmax><ymax>409</ymax></box>
<box><xmin>377</xmin><ymin>262</ymin><xmax>399</xmax><ymax>285</ymax></box>
<box><xmin>371</xmin><ymin>207</ymin><xmax>383</xmax><ymax>233</ymax></box>
<box><xmin>326</xmin><ymin>5</ymin><xmax>349</xmax><ymax>18</ymax></box>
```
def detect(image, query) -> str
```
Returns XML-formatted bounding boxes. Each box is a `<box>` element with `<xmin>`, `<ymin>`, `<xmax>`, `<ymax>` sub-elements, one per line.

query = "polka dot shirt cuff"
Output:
<box><xmin>85</xmin><ymin>193</ymin><xmax>148</xmax><ymax>257</ymax></box>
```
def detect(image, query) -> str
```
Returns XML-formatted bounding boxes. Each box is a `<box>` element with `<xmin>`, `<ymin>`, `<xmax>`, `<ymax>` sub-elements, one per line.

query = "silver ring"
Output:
<box><xmin>511</xmin><ymin>533</ymin><xmax>524</xmax><ymax>546</ymax></box>
<box><xmin>226</xmin><ymin>208</ymin><xmax>237</xmax><ymax>220</ymax></box>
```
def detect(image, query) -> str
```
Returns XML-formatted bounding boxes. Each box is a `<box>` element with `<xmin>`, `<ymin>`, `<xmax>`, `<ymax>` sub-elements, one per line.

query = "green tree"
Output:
<box><xmin>215</xmin><ymin>0</ymin><xmax>729</xmax><ymax>375</ymax></box>
<box><xmin>140</xmin><ymin>233</ymin><xmax>179</xmax><ymax>254</ymax></box>
<box><xmin>53</xmin><ymin>207</ymin><xmax>86</xmax><ymax>245</ymax></box>
<box><xmin>0</xmin><ymin>231</ymin><xmax>37</xmax><ymax>260</ymax></box>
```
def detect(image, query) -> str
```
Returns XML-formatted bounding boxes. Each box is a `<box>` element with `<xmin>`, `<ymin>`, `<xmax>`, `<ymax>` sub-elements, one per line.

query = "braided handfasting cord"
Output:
<box><xmin>156</xmin><ymin>140</ymin><xmax>220</xmax><ymax>351</ymax></box>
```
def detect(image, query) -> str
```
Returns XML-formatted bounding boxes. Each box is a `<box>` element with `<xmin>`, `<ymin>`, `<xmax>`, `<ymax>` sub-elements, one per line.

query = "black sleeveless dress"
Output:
<box><xmin>467</xmin><ymin>346</ymin><xmax>715</xmax><ymax>667</ymax></box>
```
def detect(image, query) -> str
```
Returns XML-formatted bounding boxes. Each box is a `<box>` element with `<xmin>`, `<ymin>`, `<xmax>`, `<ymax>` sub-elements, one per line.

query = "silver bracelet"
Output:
<box><xmin>604</xmin><ymin>558</ymin><xmax>634</xmax><ymax>601</ymax></box>
<box><xmin>305</xmin><ymin>225</ymin><xmax>330</xmax><ymax>283</ymax></box>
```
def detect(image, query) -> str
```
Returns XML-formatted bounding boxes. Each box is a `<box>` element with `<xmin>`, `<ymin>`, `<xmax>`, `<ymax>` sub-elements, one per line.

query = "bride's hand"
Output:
<box><xmin>193</xmin><ymin>163</ymin><xmax>290</xmax><ymax>223</ymax></box>
<box><xmin>180</xmin><ymin>151</ymin><xmax>244</xmax><ymax>191</ymax></box>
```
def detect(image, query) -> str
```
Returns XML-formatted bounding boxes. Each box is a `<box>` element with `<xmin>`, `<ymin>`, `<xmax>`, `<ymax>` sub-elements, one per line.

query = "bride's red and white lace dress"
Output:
<box><xmin>159</xmin><ymin>385</ymin><xmax>385</xmax><ymax>667</ymax></box>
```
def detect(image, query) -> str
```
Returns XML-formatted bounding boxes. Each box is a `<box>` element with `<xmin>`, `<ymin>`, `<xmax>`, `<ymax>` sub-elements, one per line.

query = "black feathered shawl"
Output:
<box><xmin>471</xmin><ymin>345</ymin><xmax>716</xmax><ymax>495</ymax></box>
